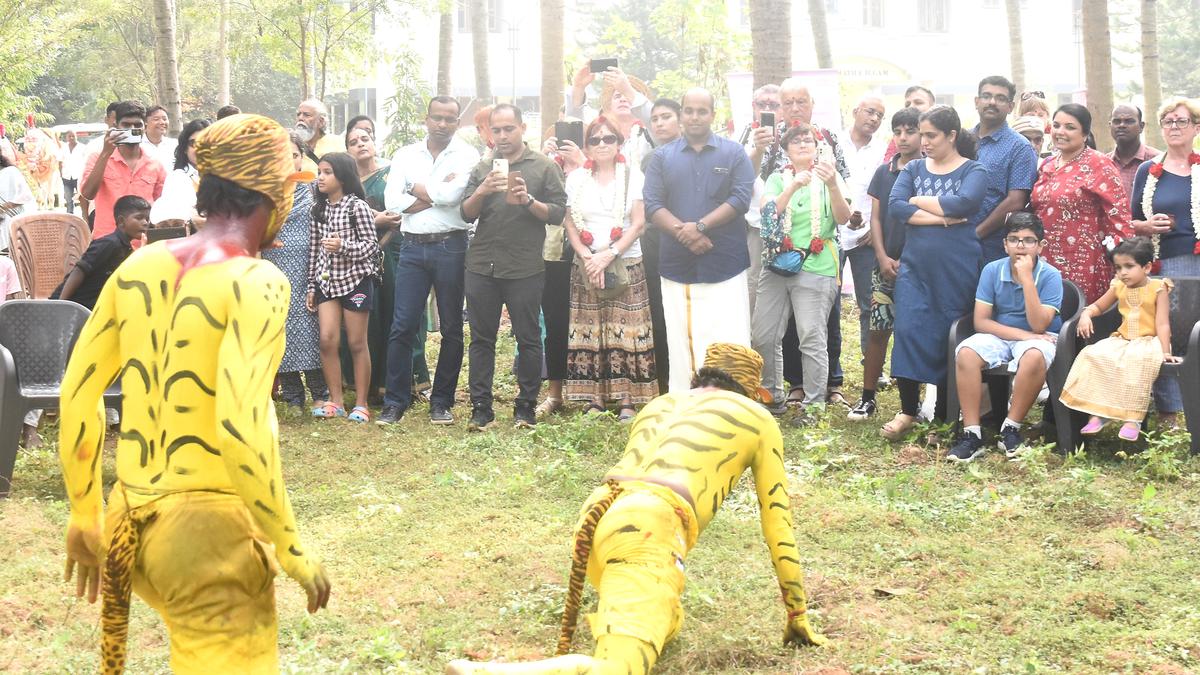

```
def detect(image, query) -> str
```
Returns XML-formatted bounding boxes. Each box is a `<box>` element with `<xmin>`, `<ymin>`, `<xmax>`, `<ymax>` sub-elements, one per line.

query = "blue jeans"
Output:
<box><xmin>1149</xmin><ymin>255</ymin><xmax>1199</xmax><ymax>413</ymax></box>
<box><xmin>384</xmin><ymin>232</ymin><xmax>467</xmax><ymax>411</ymax></box>
<box><xmin>827</xmin><ymin>244</ymin><xmax>876</xmax><ymax>385</ymax></box>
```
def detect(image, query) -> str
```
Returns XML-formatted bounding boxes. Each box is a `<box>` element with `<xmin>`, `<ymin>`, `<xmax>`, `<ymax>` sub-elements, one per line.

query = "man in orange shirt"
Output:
<box><xmin>80</xmin><ymin>100</ymin><xmax>166</xmax><ymax>237</ymax></box>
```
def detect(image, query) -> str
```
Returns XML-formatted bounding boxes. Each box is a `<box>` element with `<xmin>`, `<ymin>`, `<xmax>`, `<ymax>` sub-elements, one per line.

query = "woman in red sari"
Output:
<box><xmin>1031</xmin><ymin>103</ymin><xmax>1133</xmax><ymax>302</ymax></box>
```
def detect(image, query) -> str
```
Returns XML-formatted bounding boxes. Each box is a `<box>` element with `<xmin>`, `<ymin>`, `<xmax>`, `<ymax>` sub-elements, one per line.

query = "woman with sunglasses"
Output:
<box><xmin>752</xmin><ymin>123</ymin><xmax>850</xmax><ymax>413</ymax></box>
<box><xmin>1030</xmin><ymin>103</ymin><xmax>1133</xmax><ymax>304</ymax></box>
<box><xmin>1126</xmin><ymin>96</ymin><xmax>1200</xmax><ymax>429</ymax></box>
<box><xmin>346</xmin><ymin>122</ymin><xmax>431</xmax><ymax>405</ymax></box>
<box><xmin>561</xmin><ymin>116</ymin><xmax>656</xmax><ymax>420</ymax></box>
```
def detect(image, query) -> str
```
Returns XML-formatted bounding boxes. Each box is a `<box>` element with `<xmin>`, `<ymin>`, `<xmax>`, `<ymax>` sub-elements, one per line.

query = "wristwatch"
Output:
<box><xmin>696</xmin><ymin>220</ymin><xmax>708</xmax><ymax>233</ymax></box>
<box><xmin>608</xmin><ymin>244</ymin><xmax>620</xmax><ymax>257</ymax></box>
<box><xmin>524</xmin><ymin>195</ymin><xmax>536</xmax><ymax>209</ymax></box>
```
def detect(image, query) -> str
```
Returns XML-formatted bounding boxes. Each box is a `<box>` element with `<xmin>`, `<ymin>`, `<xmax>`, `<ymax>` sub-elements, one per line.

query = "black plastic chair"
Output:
<box><xmin>944</xmin><ymin>279</ymin><xmax>1085</xmax><ymax>446</ymax></box>
<box><xmin>1055</xmin><ymin>277</ymin><xmax>1200</xmax><ymax>455</ymax></box>
<box><xmin>0</xmin><ymin>300</ymin><xmax>121</xmax><ymax>497</ymax></box>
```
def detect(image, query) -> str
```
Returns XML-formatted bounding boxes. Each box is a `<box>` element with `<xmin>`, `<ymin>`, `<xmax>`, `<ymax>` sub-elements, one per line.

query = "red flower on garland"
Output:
<box><xmin>781</xmin><ymin>235</ymin><xmax>794</xmax><ymax>252</ymax></box>
<box><xmin>583</xmin><ymin>159</ymin><xmax>595</xmax><ymax>170</ymax></box>
<box><xmin>1151</xmin><ymin>259</ymin><xmax>1163</xmax><ymax>275</ymax></box>
<box><xmin>1149</xmin><ymin>163</ymin><xmax>1164</xmax><ymax>178</ymax></box>
<box><xmin>790</xmin><ymin>120</ymin><xmax>802</xmax><ymax>128</ymax></box>
<box><xmin>580</xmin><ymin>231</ymin><xmax>594</xmax><ymax>247</ymax></box>
<box><xmin>610</xmin><ymin>227</ymin><xmax>624</xmax><ymax>242</ymax></box>
<box><xmin>752</xmin><ymin>121</ymin><xmax>761</xmax><ymax>129</ymax></box>
<box><xmin>615</xmin><ymin>153</ymin><xmax>626</xmax><ymax>163</ymax></box>
<box><xmin>1189</xmin><ymin>153</ymin><xmax>1200</xmax><ymax>166</ymax></box>
<box><xmin>809</xmin><ymin>238</ymin><xmax>824</xmax><ymax>254</ymax></box>
<box><xmin>1194</xmin><ymin>240</ymin><xmax>1200</xmax><ymax>255</ymax></box>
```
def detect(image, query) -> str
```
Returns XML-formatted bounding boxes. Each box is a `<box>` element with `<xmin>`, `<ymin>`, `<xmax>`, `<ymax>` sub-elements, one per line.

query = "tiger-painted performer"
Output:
<box><xmin>58</xmin><ymin>114</ymin><xmax>331</xmax><ymax>675</ymax></box>
<box><xmin>447</xmin><ymin>343</ymin><xmax>824</xmax><ymax>675</ymax></box>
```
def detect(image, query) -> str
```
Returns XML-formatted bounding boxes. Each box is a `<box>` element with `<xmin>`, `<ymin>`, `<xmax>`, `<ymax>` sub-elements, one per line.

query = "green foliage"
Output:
<box><xmin>382</xmin><ymin>47</ymin><xmax>431</xmax><ymax>157</ymax></box>
<box><xmin>1157</xmin><ymin>0</ymin><xmax>1200</xmax><ymax>96</ymax></box>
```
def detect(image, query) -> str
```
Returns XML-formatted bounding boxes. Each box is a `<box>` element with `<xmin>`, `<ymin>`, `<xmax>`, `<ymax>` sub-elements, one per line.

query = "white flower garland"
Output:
<box><xmin>779</xmin><ymin>134</ymin><xmax>834</xmax><ymax>252</ymax></box>
<box><xmin>569</xmin><ymin>159</ymin><xmax>627</xmax><ymax>252</ymax></box>
<box><xmin>1140</xmin><ymin>152</ymin><xmax>1200</xmax><ymax>260</ymax></box>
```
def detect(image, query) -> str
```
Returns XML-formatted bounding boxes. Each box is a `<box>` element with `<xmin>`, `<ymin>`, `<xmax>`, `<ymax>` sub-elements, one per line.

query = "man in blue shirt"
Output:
<box><xmin>950</xmin><ymin>213</ymin><xmax>1063</xmax><ymax>462</ymax></box>
<box><xmin>643</xmin><ymin>88</ymin><xmax>756</xmax><ymax>392</ymax></box>
<box><xmin>971</xmin><ymin>76</ymin><xmax>1039</xmax><ymax>263</ymax></box>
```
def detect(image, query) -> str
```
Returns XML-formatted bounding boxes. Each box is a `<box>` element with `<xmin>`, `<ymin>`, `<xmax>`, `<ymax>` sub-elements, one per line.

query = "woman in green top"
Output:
<box><xmin>752</xmin><ymin>123</ymin><xmax>851</xmax><ymax>409</ymax></box>
<box><xmin>346</xmin><ymin>124</ymin><xmax>431</xmax><ymax>401</ymax></box>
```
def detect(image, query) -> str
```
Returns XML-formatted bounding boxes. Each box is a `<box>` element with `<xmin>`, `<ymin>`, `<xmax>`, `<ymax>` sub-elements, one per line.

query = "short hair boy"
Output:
<box><xmin>52</xmin><ymin>195</ymin><xmax>150</xmax><ymax>309</ymax></box>
<box><xmin>949</xmin><ymin>212</ymin><xmax>1063</xmax><ymax>462</ymax></box>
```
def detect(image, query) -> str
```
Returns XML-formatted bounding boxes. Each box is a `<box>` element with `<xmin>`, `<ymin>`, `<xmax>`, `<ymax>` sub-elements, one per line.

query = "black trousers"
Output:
<box><xmin>640</xmin><ymin>232</ymin><xmax>670</xmax><ymax>395</ymax></box>
<box><xmin>466</xmin><ymin>270</ymin><xmax>545</xmax><ymax>409</ymax></box>
<box><xmin>542</xmin><ymin>259</ymin><xmax>573</xmax><ymax>381</ymax></box>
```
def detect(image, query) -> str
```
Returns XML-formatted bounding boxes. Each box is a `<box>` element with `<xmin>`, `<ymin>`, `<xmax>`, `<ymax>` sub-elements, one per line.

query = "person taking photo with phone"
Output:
<box><xmin>79</xmin><ymin>100</ymin><xmax>166</xmax><ymax>238</ymax></box>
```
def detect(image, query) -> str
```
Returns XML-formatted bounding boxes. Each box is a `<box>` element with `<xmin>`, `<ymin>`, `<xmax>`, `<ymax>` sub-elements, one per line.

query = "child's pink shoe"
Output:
<box><xmin>1118</xmin><ymin>422</ymin><xmax>1141</xmax><ymax>441</ymax></box>
<box><xmin>1080</xmin><ymin>417</ymin><xmax>1107</xmax><ymax>435</ymax></box>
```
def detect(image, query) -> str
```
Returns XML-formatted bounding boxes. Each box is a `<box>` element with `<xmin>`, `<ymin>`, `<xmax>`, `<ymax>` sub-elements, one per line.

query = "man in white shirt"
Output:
<box><xmin>833</xmin><ymin>95</ymin><xmax>887</xmax><ymax>388</ymax></box>
<box><xmin>60</xmin><ymin>131</ymin><xmax>88</xmax><ymax>215</ymax></box>
<box><xmin>378</xmin><ymin>96</ymin><xmax>480</xmax><ymax>426</ymax></box>
<box><xmin>141</xmin><ymin>105</ymin><xmax>178</xmax><ymax>171</ymax></box>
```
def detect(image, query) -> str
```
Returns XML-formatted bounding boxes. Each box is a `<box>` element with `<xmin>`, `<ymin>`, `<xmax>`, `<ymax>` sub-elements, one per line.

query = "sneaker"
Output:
<box><xmin>468</xmin><ymin>407</ymin><xmax>496</xmax><ymax>431</ymax></box>
<box><xmin>998</xmin><ymin>424</ymin><xmax>1025</xmax><ymax>459</ymax></box>
<box><xmin>513</xmin><ymin>402</ymin><xmax>537</xmax><ymax>428</ymax></box>
<box><xmin>763</xmin><ymin>400</ymin><xmax>788</xmax><ymax>417</ymax></box>
<box><xmin>430</xmin><ymin>405</ymin><xmax>454</xmax><ymax>425</ymax></box>
<box><xmin>876</xmin><ymin>376</ymin><xmax>893</xmax><ymax>390</ymax></box>
<box><xmin>376</xmin><ymin>405</ymin><xmax>405</xmax><ymax>426</ymax></box>
<box><xmin>946</xmin><ymin>431</ymin><xmax>987</xmax><ymax>463</ymax></box>
<box><xmin>847</xmin><ymin>398</ymin><xmax>877</xmax><ymax>421</ymax></box>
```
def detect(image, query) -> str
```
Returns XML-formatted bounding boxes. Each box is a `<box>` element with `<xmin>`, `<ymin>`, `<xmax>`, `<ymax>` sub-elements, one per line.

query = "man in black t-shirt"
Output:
<box><xmin>52</xmin><ymin>195</ymin><xmax>149</xmax><ymax>309</ymax></box>
<box><xmin>848</xmin><ymin>107</ymin><xmax>923</xmax><ymax>421</ymax></box>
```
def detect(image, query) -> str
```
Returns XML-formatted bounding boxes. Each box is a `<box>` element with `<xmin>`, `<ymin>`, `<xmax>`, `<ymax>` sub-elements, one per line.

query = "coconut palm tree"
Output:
<box><xmin>750</xmin><ymin>0</ymin><xmax>792</xmax><ymax>88</ymax></box>
<box><xmin>540</xmin><ymin>0</ymin><xmax>564</xmax><ymax>138</ymax></box>
<box><xmin>152</xmin><ymin>0</ymin><xmax>183</xmax><ymax>134</ymax></box>
<box><xmin>437</xmin><ymin>4</ymin><xmax>453</xmax><ymax>96</ymax></box>
<box><xmin>1006</xmin><ymin>0</ymin><xmax>1026</xmax><ymax>95</ymax></box>
<box><xmin>806</xmin><ymin>0</ymin><xmax>832</xmax><ymax>69</ymax></box>
<box><xmin>1082</xmin><ymin>0</ymin><xmax>1115</xmax><ymax>152</ymax></box>
<box><xmin>470</xmin><ymin>0</ymin><xmax>492</xmax><ymax>101</ymax></box>
<box><xmin>1142</xmin><ymin>0</ymin><xmax>1163</xmax><ymax>142</ymax></box>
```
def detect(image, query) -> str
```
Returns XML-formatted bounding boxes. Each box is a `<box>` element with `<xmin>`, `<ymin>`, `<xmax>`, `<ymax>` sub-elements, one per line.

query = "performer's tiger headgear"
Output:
<box><xmin>702</xmin><ymin>343</ymin><xmax>768</xmax><ymax>402</ymax></box>
<box><xmin>193</xmin><ymin>113</ymin><xmax>314</xmax><ymax>245</ymax></box>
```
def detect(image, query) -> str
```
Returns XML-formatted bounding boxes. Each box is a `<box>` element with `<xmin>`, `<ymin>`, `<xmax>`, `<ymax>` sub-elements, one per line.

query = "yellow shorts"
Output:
<box><xmin>582</xmin><ymin>483</ymin><xmax>697</xmax><ymax>656</ymax></box>
<box><xmin>106</xmin><ymin>486</ymin><xmax>279</xmax><ymax>674</ymax></box>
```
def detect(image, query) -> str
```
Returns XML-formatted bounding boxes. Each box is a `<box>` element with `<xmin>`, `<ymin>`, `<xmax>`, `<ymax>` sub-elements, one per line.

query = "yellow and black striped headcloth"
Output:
<box><xmin>193</xmin><ymin>113</ymin><xmax>314</xmax><ymax>244</ymax></box>
<box><xmin>702</xmin><ymin>343</ymin><xmax>766</xmax><ymax>402</ymax></box>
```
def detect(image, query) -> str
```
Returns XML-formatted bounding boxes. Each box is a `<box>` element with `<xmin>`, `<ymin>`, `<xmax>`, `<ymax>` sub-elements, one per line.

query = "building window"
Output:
<box><xmin>918</xmin><ymin>0</ymin><xmax>948</xmax><ymax>32</ymax></box>
<box><xmin>457</xmin><ymin>0</ymin><xmax>502</xmax><ymax>33</ymax></box>
<box><xmin>934</xmin><ymin>94</ymin><xmax>955</xmax><ymax>108</ymax></box>
<box><xmin>862</xmin><ymin>0</ymin><xmax>883</xmax><ymax>27</ymax></box>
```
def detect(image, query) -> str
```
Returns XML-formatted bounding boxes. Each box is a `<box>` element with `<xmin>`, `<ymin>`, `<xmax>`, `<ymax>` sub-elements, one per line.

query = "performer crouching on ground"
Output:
<box><xmin>58</xmin><ymin>114</ymin><xmax>332</xmax><ymax>675</ymax></box>
<box><xmin>447</xmin><ymin>342</ymin><xmax>824</xmax><ymax>675</ymax></box>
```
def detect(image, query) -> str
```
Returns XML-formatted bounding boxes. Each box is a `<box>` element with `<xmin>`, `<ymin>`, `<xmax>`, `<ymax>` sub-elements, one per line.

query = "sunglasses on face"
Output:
<box><xmin>587</xmin><ymin>134</ymin><xmax>619</xmax><ymax>146</ymax></box>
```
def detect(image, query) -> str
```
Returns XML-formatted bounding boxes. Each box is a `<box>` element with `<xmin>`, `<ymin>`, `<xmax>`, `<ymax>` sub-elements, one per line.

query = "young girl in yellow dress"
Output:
<box><xmin>1060</xmin><ymin>237</ymin><xmax>1179</xmax><ymax>441</ymax></box>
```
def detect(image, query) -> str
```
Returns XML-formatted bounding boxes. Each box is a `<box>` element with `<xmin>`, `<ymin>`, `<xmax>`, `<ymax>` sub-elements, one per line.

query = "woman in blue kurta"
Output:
<box><xmin>883</xmin><ymin>106</ymin><xmax>988</xmax><ymax>439</ymax></box>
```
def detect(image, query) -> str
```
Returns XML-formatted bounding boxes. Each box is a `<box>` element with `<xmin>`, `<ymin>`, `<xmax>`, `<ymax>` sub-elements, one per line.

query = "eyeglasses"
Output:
<box><xmin>753</xmin><ymin>100</ymin><xmax>781</xmax><ymax>110</ymax></box>
<box><xmin>787</xmin><ymin>137</ymin><xmax>817</xmax><ymax>146</ymax></box>
<box><xmin>858</xmin><ymin>108</ymin><xmax>884</xmax><ymax>120</ymax></box>
<box><xmin>1021</xmin><ymin>91</ymin><xmax>1046</xmax><ymax>101</ymax></box>
<box><xmin>781</xmin><ymin>98</ymin><xmax>811</xmax><ymax>108</ymax></box>
<box><xmin>587</xmin><ymin>134</ymin><xmax>620</xmax><ymax>146</ymax></box>
<box><xmin>1161</xmin><ymin>118</ymin><xmax>1194</xmax><ymax>129</ymax></box>
<box><xmin>978</xmin><ymin>92</ymin><xmax>1012</xmax><ymax>104</ymax></box>
<box><xmin>1005</xmin><ymin>236</ymin><xmax>1040</xmax><ymax>247</ymax></box>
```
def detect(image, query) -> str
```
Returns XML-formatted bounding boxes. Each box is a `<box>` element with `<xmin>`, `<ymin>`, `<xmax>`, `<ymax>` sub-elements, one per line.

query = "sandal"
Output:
<box><xmin>536</xmin><ymin>397</ymin><xmax>564</xmax><ymax>417</ymax></box>
<box><xmin>312</xmin><ymin>402</ymin><xmax>346</xmax><ymax>418</ymax></box>
<box><xmin>880</xmin><ymin>413</ymin><xmax>916</xmax><ymax>441</ymax></box>
<box><xmin>347</xmin><ymin>406</ymin><xmax>371</xmax><ymax>423</ymax></box>
<box><xmin>617</xmin><ymin>404</ymin><xmax>637</xmax><ymax>423</ymax></box>
<box><xmin>1080</xmin><ymin>417</ymin><xmax>1109</xmax><ymax>435</ymax></box>
<box><xmin>1118</xmin><ymin>421</ymin><xmax>1141</xmax><ymax>442</ymax></box>
<box><xmin>827</xmin><ymin>388</ymin><xmax>852</xmax><ymax>409</ymax></box>
<box><xmin>584</xmin><ymin>401</ymin><xmax>607</xmax><ymax>415</ymax></box>
<box><xmin>786</xmin><ymin>387</ymin><xmax>806</xmax><ymax>406</ymax></box>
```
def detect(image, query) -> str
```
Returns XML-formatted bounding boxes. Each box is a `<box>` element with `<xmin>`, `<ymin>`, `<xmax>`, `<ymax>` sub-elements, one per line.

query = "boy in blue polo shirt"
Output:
<box><xmin>949</xmin><ymin>212</ymin><xmax>1062</xmax><ymax>462</ymax></box>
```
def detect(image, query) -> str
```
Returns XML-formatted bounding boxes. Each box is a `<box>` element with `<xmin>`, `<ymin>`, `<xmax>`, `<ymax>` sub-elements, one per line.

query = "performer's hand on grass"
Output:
<box><xmin>64</xmin><ymin>524</ymin><xmax>104</xmax><ymax>603</ymax></box>
<box><xmin>783</xmin><ymin>615</ymin><xmax>826</xmax><ymax>647</ymax></box>
<box><xmin>298</xmin><ymin>562</ymin><xmax>332</xmax><ymax>614</ymax></box>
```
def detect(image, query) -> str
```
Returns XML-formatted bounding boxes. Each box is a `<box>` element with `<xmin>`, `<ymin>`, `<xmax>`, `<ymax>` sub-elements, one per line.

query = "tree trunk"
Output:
<box><xmin>1006</xmin><ymin>0</ymin><xmax>1025</xmax><ymax>95</ymax></box>
<box><xmin>437</xmin><ymin>6</ymin><xmax>453</xmax><ymax>96</ymax></box>
<box><xmin>299</xmin><ymin>11</ymin><xmax>310</xmax><ymax>99</ymax></box>
<box><xmin>470</xmin><ymin>0</ymin><xmax>492</xmax><ymax>101</ymax></box>
<box><xmin>1142</xmin><ymin>0</ymin><xmax>1163</xmax><ymax>144</ymax></box>
<box><xmin>750</xmin><ymin>0</ymin><xmax>792</xmax><ymax>88</ymax></box>
<box><xmin>540</xmin><ymin>0</ymin><xmax>564</xmax><ymax>138</ymax></box>
<box><xmin>218</xmin><ymin>0</ymin><xmax>230</xmax><ymax>106</ymax></box>
<box><xmin>806</xmin><ymin>0</ymin><xmax>832</xmax><ymax>69</ymax></box>
<box><xmin>152</xmin><ymin>0</ymin><xmax>183</xmax><ymax>135</ymax></box>
<box><xmin>1082</xmin><ymin>0</ymin><xmax>1115</xmax><ymax>152</ymax></box>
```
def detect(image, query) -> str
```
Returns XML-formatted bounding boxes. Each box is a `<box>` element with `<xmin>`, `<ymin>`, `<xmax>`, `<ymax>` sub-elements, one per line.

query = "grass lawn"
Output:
<box><xmin>2</xmin><ymin>307</ymin><xmax>1199</xmax><ymax>674</ymax></box>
